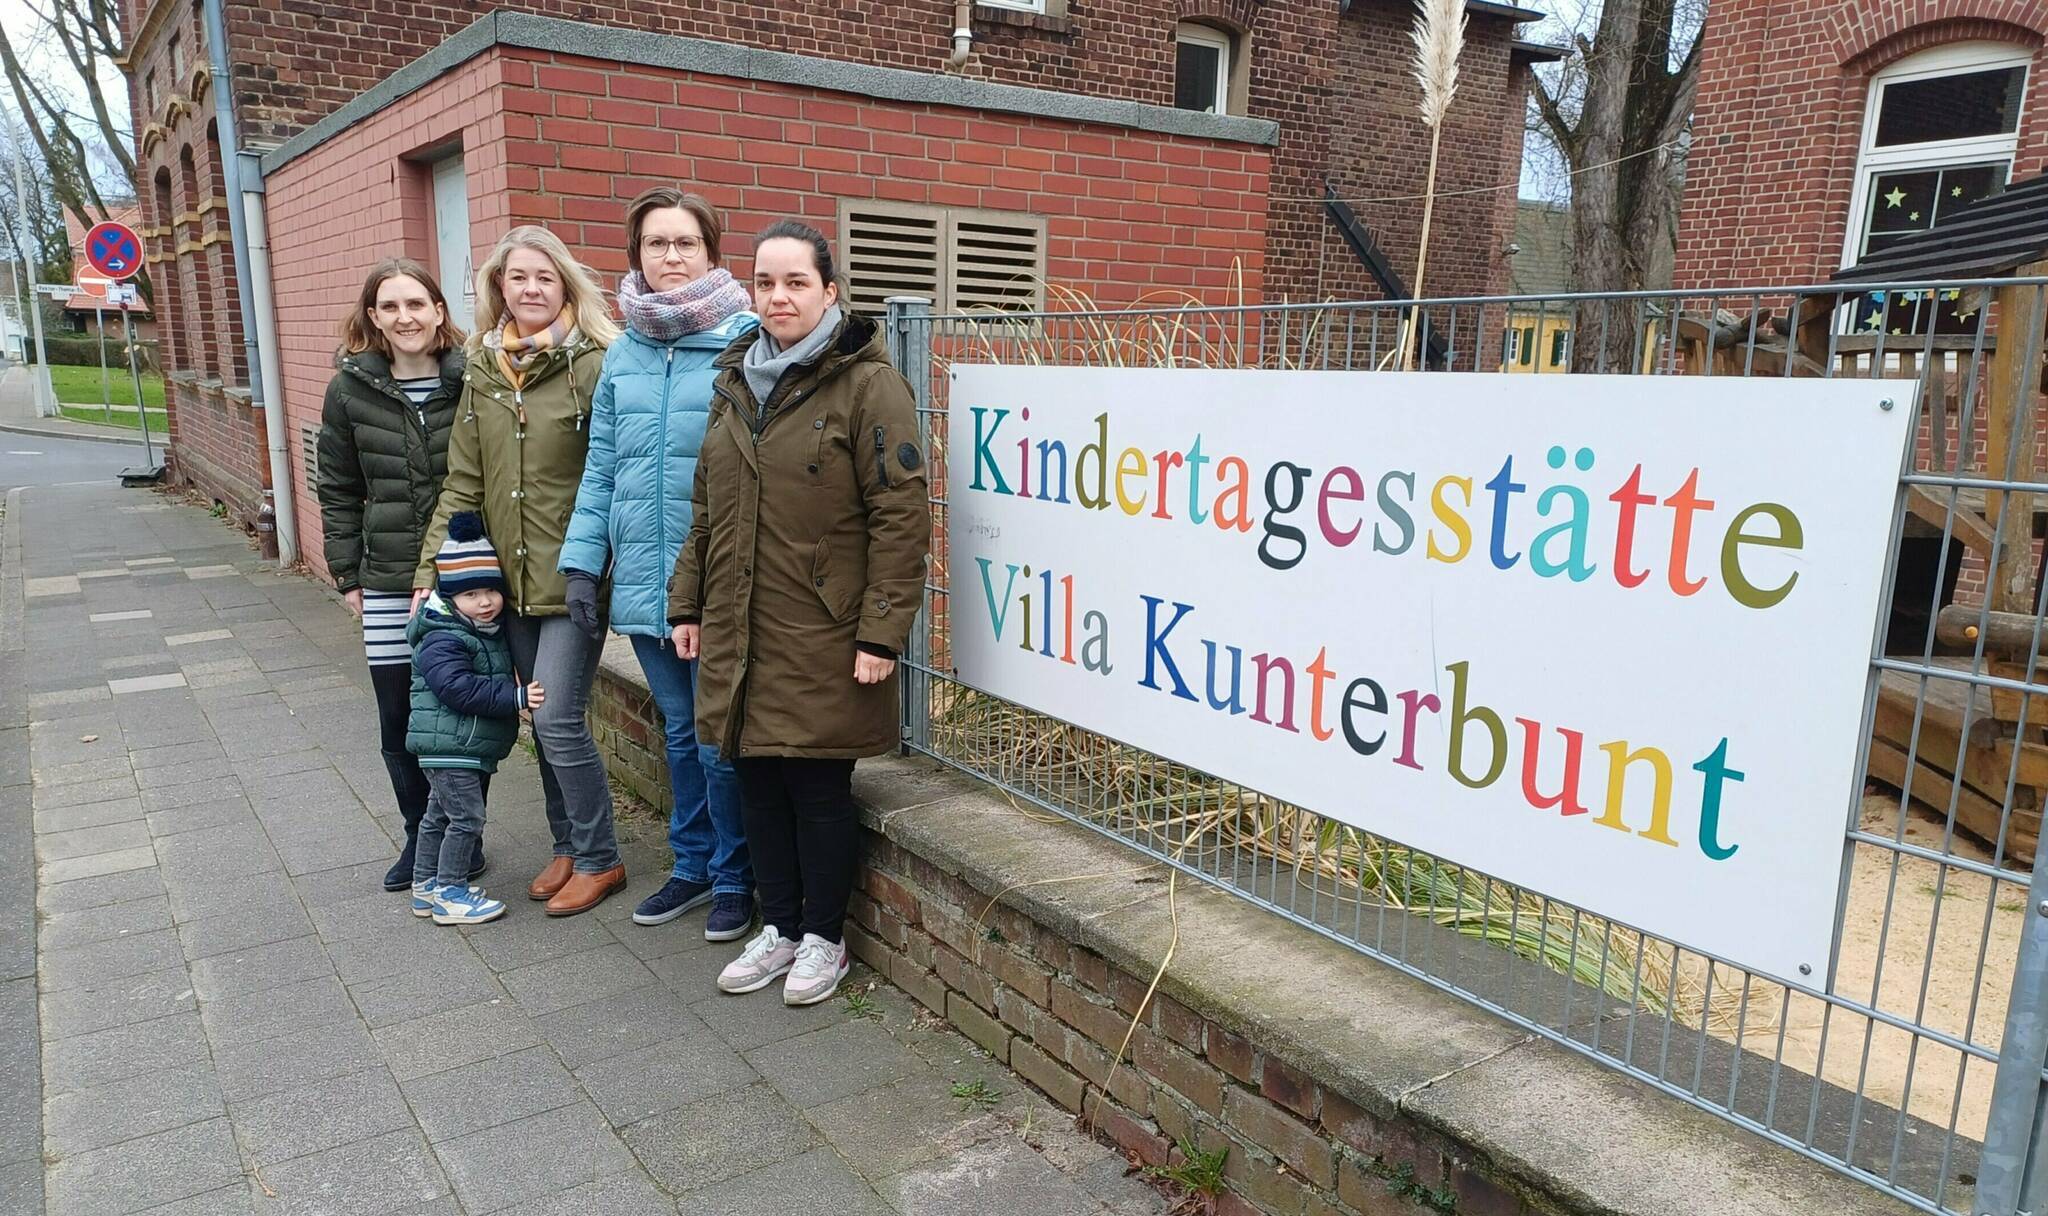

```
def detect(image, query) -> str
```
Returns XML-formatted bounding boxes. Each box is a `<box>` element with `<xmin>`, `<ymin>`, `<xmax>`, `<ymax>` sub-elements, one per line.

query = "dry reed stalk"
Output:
<box><xmin>1400</xmin><ymin>0</ymin><xmax>1465</xmax><ymax>372</ymax></box>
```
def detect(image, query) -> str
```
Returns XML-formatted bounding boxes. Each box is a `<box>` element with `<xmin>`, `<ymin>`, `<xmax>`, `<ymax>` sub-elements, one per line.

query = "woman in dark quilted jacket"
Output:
<box><xmin>315</xmin><ymin>258</ymin><xmax>488</xmax><ymax>893</ymax></box>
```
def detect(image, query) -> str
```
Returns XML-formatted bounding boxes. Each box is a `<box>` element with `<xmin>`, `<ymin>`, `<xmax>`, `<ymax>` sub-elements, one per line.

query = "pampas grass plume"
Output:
<box><xmin>1410</xmin><ymin>0</ymin><xmax>1466</xmax><ymax>131</ymax></box>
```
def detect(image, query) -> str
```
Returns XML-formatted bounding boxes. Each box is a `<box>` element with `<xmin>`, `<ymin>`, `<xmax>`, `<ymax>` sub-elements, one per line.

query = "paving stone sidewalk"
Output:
<box><xmin>1</xmin><ymin>480</ymin><xmax>1172</xmax><ymax>1215</ymax></box>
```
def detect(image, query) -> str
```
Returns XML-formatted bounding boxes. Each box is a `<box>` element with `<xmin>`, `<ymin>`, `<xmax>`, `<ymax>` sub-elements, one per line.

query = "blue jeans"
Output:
<box><xmin>630</xmin><ymin>633</ymin><xmax>751</xmax><ymax>895</ymax></box>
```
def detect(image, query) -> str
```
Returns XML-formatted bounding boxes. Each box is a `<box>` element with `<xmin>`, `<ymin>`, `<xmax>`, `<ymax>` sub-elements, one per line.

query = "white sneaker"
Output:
<box><xmin>717</xmin><ymin>924</ymin><xmax>798</xmax><ymax>994</ymax></box>
<box><xmin>783</xmin><ymin>934</ymin><xmax>849</xmax><ymax>1006</ymax></box>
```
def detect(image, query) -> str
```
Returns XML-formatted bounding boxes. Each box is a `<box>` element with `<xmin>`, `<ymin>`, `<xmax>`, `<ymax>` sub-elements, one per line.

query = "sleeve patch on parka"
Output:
<box><xmin>896</xmin><ymin>441</ymin><xmax>923</xmax><ymax>473</ymax></box>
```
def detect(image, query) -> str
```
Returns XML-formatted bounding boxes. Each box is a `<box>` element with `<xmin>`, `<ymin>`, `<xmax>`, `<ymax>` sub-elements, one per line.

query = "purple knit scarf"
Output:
<box><xmin>617</xmin><ymin>268</ymin><xmax>752</xmax><ymax>341</ymax></box>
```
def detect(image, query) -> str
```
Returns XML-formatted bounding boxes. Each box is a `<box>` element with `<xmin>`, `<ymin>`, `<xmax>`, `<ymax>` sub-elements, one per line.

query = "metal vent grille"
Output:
<box><xmin>839</xmin><ymin>201</ymin><xmax>1045</xmax><ymax>315</ymax></box>
<box><xmin>842</xmin><ymin>203</ymin><xmax>943</xmax><ymax>316</ymax></box>
<box><xmin>948</xmin><ymin>214</ymin><xmax>1046</xmax><ymax>312</ymax></box>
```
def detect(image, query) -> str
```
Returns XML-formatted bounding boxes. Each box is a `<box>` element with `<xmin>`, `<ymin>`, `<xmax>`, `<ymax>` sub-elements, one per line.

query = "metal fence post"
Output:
<box><xmin>884</xmin><ymin>295</ymin><xmax>934</xmax><ymax>757</ymax></box>
<box><xmin>1975</xmin><ymin>838</ymin><xmax>2048</xmax><ymax>1215</ymax></box>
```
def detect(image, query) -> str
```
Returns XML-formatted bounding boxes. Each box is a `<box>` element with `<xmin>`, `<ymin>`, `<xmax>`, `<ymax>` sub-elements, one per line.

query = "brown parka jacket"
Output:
<box><xmin>666</xmin><ymin>312</ymin><xmax>930</xmax><ymax>760</ymax></box>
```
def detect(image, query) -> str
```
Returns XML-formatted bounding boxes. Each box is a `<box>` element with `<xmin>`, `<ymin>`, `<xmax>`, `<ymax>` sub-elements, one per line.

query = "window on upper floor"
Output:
<box><xmin>1846</xmin><ymin>42</ymin><xmax>2030</xmax><ymax>335</ymax></box>
<box><xmin>169</xmin><ymin>33</ymin><xmax>184</xmax><ymax>79</ymax></box>
<box><xmin>143</xmin><ymin>70</ymin><xmax>157</xmax><ymax>115</ymax></box>
<box><xmin>1174</xmin><ymin>23</ymin><xmax>1237</xmax><ymax>115</ymax></box>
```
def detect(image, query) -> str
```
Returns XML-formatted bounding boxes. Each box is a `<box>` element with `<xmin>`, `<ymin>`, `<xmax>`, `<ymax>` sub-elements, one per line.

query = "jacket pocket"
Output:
<box><xmin>811</xmin><ymin>538</ymin><xmax>858</xmax><ymax>622</ymax></box>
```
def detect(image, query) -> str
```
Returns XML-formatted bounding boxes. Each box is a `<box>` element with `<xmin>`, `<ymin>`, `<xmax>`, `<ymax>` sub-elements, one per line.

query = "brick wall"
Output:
<box><xmin>263</xmin><ymin>53</ymin><xmax>514</xmax><ymax>580</ymax></box>
<box><xmin>186</xmin><ymin>0</ymin><xmax>1526</xmax><ymax>304</ymax></box>
<box><xmin>1315</xmin><ymin>6</ymin><xmax>1523</xmax><ymax>305</ymax></box>
<box><xmin>1676</xmin><ymin>0</ymin><xmax>2048</xmax><ymax>288</ymax></box>
<box><xmin>129</xmin><ymin>0</ymin><xmax>265</xmax><ymax>518</ymax></box>
<box><xmin>264</xmin><ymin>48</ymin><xmax>1274</xmax><ymax>577</ymax></box>
<box><xmin>584</xmin><ymin>654</ymin><xmax>1544</xmax><ymax>1216</ymax></box>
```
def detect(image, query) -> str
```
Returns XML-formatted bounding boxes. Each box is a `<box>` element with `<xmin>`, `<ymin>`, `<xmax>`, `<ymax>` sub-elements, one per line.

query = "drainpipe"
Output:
<box><xmin>199</xmin><ymin>0</ymin><xmax>295</xmax><ymax>565</ymax></box>
<box><xmin>238</xmin><ymin>155</ymin><xmax>297</xmax><ymax>566</ymax></box>
<box><xmin>947</xmin><ymin>0</ymin><xmax>973</xmax><ymax>66</ymax></box>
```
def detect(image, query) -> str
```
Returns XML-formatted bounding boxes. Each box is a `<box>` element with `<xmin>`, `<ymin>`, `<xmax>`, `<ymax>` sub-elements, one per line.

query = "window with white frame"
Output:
<box><xmin>1175</xmin><ymin>23</ymin><xmax>1235</xmax><ymax>115</ymax></box>
<box><xmin>1846</xmin><ymin>42</ymin><xmax>2029</xmax><ymax>334</ymax></box>
<box><xmin>977</xmin><ymin>0</ymin><xmax>1045</xmax><ymax>10</ymax></box>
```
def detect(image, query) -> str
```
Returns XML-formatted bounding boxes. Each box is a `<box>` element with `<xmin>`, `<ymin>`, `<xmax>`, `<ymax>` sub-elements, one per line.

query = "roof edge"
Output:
<box><xmin>262</xmin><ymin>9</ymin><xmax>1282</xmax><ymax>178</ymax></box>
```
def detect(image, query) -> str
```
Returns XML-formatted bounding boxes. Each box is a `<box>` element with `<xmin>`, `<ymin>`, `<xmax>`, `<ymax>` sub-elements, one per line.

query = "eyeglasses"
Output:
<box><xmin>642</xmin><ymin>236</ymin><xmax>705</xmax><ymax>260</ymax></box>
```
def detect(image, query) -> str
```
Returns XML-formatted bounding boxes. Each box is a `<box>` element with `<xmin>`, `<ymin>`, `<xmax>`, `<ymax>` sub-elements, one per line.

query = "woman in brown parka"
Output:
<box><xmin>668</xmin><ymin>219</ymin><xmax>929</xmax><ymax>1007</ymax></box>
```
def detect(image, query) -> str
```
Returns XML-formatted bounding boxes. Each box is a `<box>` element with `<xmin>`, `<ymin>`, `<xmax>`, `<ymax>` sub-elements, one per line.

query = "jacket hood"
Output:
<box><xmin>713</xmin><ymin>311</ymin><xmax>886</xmax><ymax>374</ymax></box>
<box><xmin>338</xmin><ymin>347</ymin><xmax>465</xmax><ymax>399</ymax></box>
<box><xmin>405</xmin><ymin>591</ymin><xmax>499</xmax><ymax>642</ymax></box>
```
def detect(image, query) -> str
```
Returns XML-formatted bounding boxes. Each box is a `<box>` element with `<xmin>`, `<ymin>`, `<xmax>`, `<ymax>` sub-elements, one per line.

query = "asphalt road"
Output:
<box><xmin>0</xmin><ymin>430</ymin><xmax>137</xmax><ymax>491</ymax></box>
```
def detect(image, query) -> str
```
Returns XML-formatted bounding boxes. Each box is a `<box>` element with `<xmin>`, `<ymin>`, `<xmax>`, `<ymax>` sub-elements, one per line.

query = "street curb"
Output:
<box><xmin>0</xmin><ymin>419</ymin><xmax>136</xmax><ymax>446</ymax></box>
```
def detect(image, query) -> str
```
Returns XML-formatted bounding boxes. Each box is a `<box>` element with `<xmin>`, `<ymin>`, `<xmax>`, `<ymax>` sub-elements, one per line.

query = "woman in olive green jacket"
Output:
<box><xmin>416</xmin><ymin>225</ymin><xmax>628</xmax><ymax>918</ymax></box>
<box><xmin>668</xmin><ymin>220</ymin><xmax>930</xmax><ymax>1006</ymax></box>
<box><xmin>316</xmin><ymin>257</ymin><xmax>480</xmax><ymax>893</ymax></box>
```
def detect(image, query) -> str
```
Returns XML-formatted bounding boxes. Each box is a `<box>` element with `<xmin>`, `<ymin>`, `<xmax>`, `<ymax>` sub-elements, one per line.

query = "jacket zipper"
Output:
<box><xmin>873</xmin><ymin>427</ymin><xmax>890</xmax><ymax>490</ymax></box>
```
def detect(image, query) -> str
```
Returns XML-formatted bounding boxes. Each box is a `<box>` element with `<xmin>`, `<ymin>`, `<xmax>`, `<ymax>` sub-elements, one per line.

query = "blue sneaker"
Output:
<box><xmin>411</xmin><ymin>881</ymin><xmax>441</xmax><ymax>919</ymax></box>
<box><xmin>633</xmin><ymin>876</ymin><xmax>712</xmax><ymax>927</ymax></box>
<box><xmin>431</xmin><ymin>884</ymin><xmax>507</xmax><ymax>926</ymax></box>
<box><xmin>704</xmin><ymin>892</ymin><xmax>755</xmax><ymax>942</ymax></box>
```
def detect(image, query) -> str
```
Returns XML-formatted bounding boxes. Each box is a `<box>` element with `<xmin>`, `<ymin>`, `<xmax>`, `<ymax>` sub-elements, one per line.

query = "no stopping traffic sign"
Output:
<box><xmin>84</xmin><ymin>221</ymin><xmax>143</xmax><ymax>280</ymax></box>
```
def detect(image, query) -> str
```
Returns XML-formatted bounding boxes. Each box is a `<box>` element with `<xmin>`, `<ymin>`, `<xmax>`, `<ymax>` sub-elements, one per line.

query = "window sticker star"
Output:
<box><xmin>1953</xmin><ymin>185</ymin><xmax>1965</xmax><ymax>197</ymax></box>
<box><xmin>1909</xmin><ymin>211</ymin><xmax>1921</xmax><ymax>221</ymax></box>
<box><xmin>1885</xmin><ymin>186</ymin><xmax>1908</xmax><ymax>208</ymax></box>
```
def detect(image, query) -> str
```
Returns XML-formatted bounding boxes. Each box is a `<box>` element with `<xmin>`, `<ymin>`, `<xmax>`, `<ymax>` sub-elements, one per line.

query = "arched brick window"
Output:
<box><xmin>1845</xmin><ymin>41</ymin><xmax>2031</xmax><ymax>333</ymax></box>
<box><xmin>176</xmin><ymin>146</ymin><xmax>206</xmax><ymax>377</ymax></box>
<box><xmin>151</xmin><ymin>168</ymin><xmax>178</xmax><ymax>375</ymax></box>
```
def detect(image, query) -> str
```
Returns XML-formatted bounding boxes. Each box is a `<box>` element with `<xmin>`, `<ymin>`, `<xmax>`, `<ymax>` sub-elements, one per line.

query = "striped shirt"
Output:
<box><xmin>362</xmin><ymin>589</ymin><xmax>413</xmax><ymax>667</ymax></box>
<box><xmin>397</xmin><ymin>376</ymin><xmax>439</xmax><ymax>408</ymax></box>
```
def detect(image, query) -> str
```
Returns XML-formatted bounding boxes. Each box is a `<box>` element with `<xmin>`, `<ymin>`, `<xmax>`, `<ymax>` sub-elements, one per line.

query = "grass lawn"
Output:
<box><xmin>61</xmin><ymin>404</ymin><xmax>167</xmax><ymax>429</ymax></box>
<box><xmin>46</xmin><ymin>363</ymin><xmax>166</xmax><ymax>410</ymax></box>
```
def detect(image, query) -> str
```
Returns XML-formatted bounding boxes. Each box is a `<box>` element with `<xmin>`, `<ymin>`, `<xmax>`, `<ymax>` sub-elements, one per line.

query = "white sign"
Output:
<box><xmin>947</xmin><ymin>367</ymin><xmax>1914</xmax><ymax>982</ymax></box>
<box><xmin>106</xmin><ymin>284</ymin><xmax>140</xmax><ymax>307</ymax></box>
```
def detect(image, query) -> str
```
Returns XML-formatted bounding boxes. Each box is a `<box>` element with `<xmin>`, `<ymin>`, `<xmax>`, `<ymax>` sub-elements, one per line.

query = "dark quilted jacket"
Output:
<box><xmin>315</xmin><ymin>349</ymin><xmax>466</xmax><ymax>593</ymax></box>
<box><xmin>405</xmin><ymin>595</ymin><xmax>522</xmax><ymax>771</ymax></box>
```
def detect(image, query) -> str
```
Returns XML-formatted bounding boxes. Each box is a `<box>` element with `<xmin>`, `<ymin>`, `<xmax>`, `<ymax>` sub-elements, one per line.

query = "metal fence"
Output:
<box><xmin>883</xmin><ymin>279</ymin><xmax>2048</xmax><ymax>1216</ymax></box>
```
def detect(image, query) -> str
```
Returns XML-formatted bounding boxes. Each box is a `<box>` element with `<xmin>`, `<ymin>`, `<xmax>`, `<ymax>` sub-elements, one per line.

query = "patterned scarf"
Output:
<box><xmin>492</xmin><ymin>300</ymin><xmax>578</xmax><ymax>390</ymax></box>
<box><xmin>618</xmin><ymin>268</ymin><xmax>752</xmax><ymax>342</ymax></box>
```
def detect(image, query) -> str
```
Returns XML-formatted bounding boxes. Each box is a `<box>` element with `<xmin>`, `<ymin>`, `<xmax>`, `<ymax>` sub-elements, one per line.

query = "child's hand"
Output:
<box><xmin>525</xmin><ymin>681</ymin><xmax>547</xmax><ymax>710</ymax></box>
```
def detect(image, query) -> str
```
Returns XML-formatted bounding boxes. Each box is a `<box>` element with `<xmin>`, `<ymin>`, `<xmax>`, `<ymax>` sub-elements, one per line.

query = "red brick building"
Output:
<box><xmin>123</xmin><ymin>0</ymin><xmax>1550</xmax><ymax>569</ymax></box>
<box><xmin>1677</xmin><ymin>0</ymin><xmax>2048</xmax><ymax>289</ymax></box>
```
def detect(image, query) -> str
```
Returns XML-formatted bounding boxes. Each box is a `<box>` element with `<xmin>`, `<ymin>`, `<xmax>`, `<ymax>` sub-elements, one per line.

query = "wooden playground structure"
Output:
<box><xmin>1667</xmin><ymin>203</ymin><xmax>2048</xmax><ymax>865</ymax></box>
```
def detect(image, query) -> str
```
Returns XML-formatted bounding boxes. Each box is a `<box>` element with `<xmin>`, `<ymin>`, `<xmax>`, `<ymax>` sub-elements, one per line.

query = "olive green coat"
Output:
<box><xmin>415</xmin><ymin>334</ymin><xmax>606</xmax><ymax>616</ymax></box>
<box><xmin>666</xmin><ymin>313</ymin><xmax>930</xmax><ymax>760</ymax></box>
<box><xmin>314</xmin><ymin>349</ymin><xmax>464</xmax><ymax>594</ymax></box>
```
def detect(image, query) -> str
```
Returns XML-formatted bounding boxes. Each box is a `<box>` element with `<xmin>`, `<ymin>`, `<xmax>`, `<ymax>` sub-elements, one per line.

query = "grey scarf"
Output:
<box><xmin>742</xmin><ymin>304</ymin><xmax>843</xmax><ymax>414</ymax></box>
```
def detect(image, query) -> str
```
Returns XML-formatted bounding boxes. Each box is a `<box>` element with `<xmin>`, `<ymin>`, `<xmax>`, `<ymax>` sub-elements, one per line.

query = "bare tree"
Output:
<box><xmin>1528</xmin><ymin>0</ymin><xmax>1703</xmax><ymax>370</ymax></box>
<box><xmin>0</xmin><ymin>120</ymin><xmax>82</xmax><ymax>332</ymax></box>
<box><xmin>0</xmin><ymin>0</ymin><xmax>132</xmax><ymax>233</ymax></box>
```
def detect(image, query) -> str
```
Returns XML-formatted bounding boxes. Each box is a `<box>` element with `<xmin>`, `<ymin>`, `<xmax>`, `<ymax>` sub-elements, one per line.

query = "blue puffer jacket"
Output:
<box><xmin>560</xmin><ymin>310</ymin><xmax>760</xmax><ymax>636</ymax></box>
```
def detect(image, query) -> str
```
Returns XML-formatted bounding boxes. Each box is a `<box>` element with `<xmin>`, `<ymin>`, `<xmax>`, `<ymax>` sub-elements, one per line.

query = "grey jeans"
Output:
<box><xmin>414</xmin><ymin>768</ymin><xmax>487</xmax><ymax>889</ymax></box>
<box><xmin>505</xmin><ymin>613</ymin><xmax>620</xmax><ymax>873</ymax></box>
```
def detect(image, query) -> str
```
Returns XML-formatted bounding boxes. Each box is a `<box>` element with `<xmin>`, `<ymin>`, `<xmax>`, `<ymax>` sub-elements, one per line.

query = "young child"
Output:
<box><xmin>406</xmin><ymin>512</ymin><xmax>544</xmax><ymax>925</ymax></box>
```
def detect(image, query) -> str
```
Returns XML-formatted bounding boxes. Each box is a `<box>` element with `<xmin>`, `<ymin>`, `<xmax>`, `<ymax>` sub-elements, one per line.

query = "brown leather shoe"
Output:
<box><xmin>527</xmin><ymin>856</ymin><xmax>574</xmax><ymax>901</ymax></box>
<box><xmin>545</xmin><ymin>865</ymin><xmax>627</xmax><ymax>917</ymax></box>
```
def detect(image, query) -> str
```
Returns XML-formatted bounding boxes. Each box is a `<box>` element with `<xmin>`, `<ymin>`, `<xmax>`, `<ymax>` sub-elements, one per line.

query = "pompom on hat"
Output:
<box><xmin>434</xmin><ymin>512</ymin><xmax>505</xmax><ymax>597</ymax></box>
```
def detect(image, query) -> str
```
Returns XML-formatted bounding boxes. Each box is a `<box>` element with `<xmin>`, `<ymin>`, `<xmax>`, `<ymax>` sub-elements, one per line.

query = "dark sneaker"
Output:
<box><xmin>468</xmin><ymin>850</ymin><xmax>488</xmax><ymax>881</ymax></box>
<box><xmin>632</xmin><ymin>876</ymin><xmax>712</xmax><ymax>926</ymax></box>
<box><xmin>704</xmin><ymin>893</ymin><xmax>755</xmax><ymax>942</ymax></box>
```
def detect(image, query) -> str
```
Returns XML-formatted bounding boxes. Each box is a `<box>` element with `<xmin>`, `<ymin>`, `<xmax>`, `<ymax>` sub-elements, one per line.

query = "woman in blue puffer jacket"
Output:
<box><xmin>560</xmin><ymin>187</ymin><xmax>758</xmax><ymax>940</ymax></box>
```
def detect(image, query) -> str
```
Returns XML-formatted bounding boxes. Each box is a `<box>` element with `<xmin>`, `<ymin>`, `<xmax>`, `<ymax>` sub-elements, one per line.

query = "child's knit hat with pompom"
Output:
<box><xmin>434</xmin><ymin>512</ymin><xmax>504</xmax><ymax>596</ymax></box>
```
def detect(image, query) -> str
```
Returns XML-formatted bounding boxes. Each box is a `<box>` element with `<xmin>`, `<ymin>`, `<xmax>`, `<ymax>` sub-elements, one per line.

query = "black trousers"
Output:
<box><xmin>371</xmin><ymin>662</ymin><xmax>487</xmax><ymax>842</ymax></box>
<box><xmin>734</xmin><ymin>756</ymin><xmax>858</xmax><ymax>943</ymax></box>
<box><xmin>371</xmin><ymin>663</ymin><xmax>430</xmax><ymax>835</ymax></box>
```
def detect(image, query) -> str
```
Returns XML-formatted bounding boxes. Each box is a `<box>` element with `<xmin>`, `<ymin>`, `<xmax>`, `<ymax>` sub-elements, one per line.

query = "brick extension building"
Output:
<box><xmin>123</xmin><ymin>1</ymin><xmax>1552</xmax><ymax>569</ymax></box>
<box><xmin>1678</xmin><ymin>0</ymin><xmax>2048</xmax><ymax>289</ymax></box>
